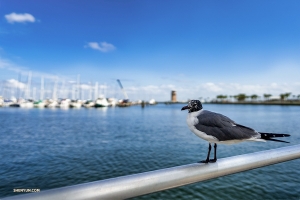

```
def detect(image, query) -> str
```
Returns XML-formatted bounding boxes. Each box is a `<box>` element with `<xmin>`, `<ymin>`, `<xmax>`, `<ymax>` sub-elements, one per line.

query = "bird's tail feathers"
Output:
<box><xmin>260</xmin><ymin>132</ymin><xmax>290</xmax><ymax>143</ymax></box>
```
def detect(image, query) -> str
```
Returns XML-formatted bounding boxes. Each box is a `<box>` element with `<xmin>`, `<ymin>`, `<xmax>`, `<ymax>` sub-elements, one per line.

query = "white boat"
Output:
<box><xmin>95</xmin><ymin>96</ymin><xmax>109</xmax><ymax>107</ymax></box>
<box><xmin>20</xmin><ymin>99</ymin><xmax>34</xmax><ymax>108</ymax></box>
<box><xmin>7</xmin><ymin>97</ymin><xmax>18</xmax><ymax>107</ymax></box>
<box><xmin>149</xmin><ymin>99</ymin><xmax>156</xmax><ymax>105</ymax></box>
<box><xmin>117</xmin><ymin>99</ymin><xmax>131</xmax><ymax>107</ymax></box>
<box><xmin>46</xmin><ymin>99</ymin><xmax>58</xmax><ymax>108</ymax></box>
<box><xmin>57</xmin><ymin>99</ymin><xmax>71</xmax><ymax>108</ymax></box>
<box><xmin>0</xmin><ymin>96</ymin><xmax>3</xmax><ymax>107</ymax></box>
<box><xmin>83</xmin><ymin>100</ymin><xmax>95</xmax><ymax>108</ymax></box>
<box><xmin>34</xmin><ymin>100</ymin><xmax>45</xmax><ymax>108</ymax></box>
<box><xmin>70</xmin><ymin>100</ymin><xmax>82</xmax><ymax>108</ymax></box>
<box><xmin>3</xmin><ymin>100</ymin><xmax>14</xmax><ymax>107</ymax></box>
<box><xmin>107</xmin><ymin>98</ymin><xmax>117</xmax><ymax>107</ymax></box>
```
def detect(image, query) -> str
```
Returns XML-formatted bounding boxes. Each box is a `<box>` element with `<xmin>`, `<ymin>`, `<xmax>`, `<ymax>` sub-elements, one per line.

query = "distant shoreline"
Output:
<box><xmin>158</xmin><ymin>101</ymin><xmax>300</xmax><ymax>106</ymax></box>
<box><xmin>205</xmin><ymin>101</ymin><xmax>300</xmax><ymax>106</ymax></box>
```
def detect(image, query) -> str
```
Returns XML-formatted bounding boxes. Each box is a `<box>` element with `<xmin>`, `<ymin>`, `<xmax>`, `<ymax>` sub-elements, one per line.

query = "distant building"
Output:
<box><xmin>171</xmin><ymin>91</ymin><xmax>177</xmax><ymax>102</ymax></box>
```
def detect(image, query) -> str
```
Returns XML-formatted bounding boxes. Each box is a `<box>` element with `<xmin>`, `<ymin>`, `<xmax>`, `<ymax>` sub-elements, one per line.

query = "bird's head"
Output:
<box><xmin>181</xmin><ymin>100</ymin><xmax>203</xmax><ymax>113</ymax></box>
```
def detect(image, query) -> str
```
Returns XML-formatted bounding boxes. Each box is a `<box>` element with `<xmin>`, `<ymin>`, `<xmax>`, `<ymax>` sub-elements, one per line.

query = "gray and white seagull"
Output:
<box><xmin>181</xmin><ymin>100</ymin><xmax>290</xmax><ymax>163</ymax></box>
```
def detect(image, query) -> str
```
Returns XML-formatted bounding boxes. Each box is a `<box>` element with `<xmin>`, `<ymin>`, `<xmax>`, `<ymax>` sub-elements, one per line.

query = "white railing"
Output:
<box><xmin>4</xmin><ymin>144</ymin><xmax>300</xmax><ymax>200</ymax></box>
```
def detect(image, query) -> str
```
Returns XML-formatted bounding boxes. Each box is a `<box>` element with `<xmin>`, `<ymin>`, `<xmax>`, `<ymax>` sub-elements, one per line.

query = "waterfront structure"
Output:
<box><xmin>171</xmin><ymin>91</ymin><xmax>176</xmax><ymax>102</ymax></box>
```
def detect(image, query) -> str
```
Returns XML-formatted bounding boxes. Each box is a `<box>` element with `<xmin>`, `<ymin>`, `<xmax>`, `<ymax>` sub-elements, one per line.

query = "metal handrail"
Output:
<box><xmin>4</xmin><ymin>144</ymin><xmax>300</xmax><ymax>200</ymax></box>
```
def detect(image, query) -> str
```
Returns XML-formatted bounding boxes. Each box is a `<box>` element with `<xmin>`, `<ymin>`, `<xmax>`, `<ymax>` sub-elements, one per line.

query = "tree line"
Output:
<box><xmin>216</xmin><ymin>93</ymin><xmax>300</xmax><ymax>102</ymax></box>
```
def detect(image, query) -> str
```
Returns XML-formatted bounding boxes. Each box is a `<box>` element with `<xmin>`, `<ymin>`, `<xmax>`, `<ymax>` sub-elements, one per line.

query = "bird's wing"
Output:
<box><xmin>195</xmin><ymin>110</ymin><xmax>259</xmax><ymax>141</ymax></box>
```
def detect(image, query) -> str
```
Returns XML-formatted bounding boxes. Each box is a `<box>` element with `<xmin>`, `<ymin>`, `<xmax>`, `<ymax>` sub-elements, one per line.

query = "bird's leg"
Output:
<box><xmin>199</xmin><ymin>143</ymin><xmax>211</xmax><ymax>163</ymax></box>
<box><xmin>209</xmin><ymin>143</ymin><xmax>217</xmax><ymax>163</ymax></box>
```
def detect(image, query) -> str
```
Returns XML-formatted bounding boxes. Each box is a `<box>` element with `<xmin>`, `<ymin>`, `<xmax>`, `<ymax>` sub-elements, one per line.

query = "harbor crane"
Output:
<box><xmin>117</xmin><ymin>79</ymin><xmax>129</xmax><ymax>103</ymax></box>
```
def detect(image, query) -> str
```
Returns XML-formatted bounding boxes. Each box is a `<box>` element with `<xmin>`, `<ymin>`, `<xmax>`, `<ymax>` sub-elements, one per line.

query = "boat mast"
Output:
<box><xmin>52</xmin><ymin>76</ymin><xmax>58</xmax><ymax>100</ymax></box>
<box><xmin>77</xmin><ymin>74</ymin><xmax>80</xmax><ymax>100</ymax></box>
<box><xmin>40</xmin><ymin>76</ymin><xmax>44</xmax><ymax>100</ymax></box>
<box><xmin>89</xmin><ymin>82</ymin><xmax>92</xmax><ymax>100</ymax></box>
<box><xmin>25</xmin><ymin>72</ymin><xmax>32</xmax><ymax>99</ymax></box>
<box><xmin>94</xmin><ymin>82</ymin><xmax>99</xmax><ymax>99</ymax></box>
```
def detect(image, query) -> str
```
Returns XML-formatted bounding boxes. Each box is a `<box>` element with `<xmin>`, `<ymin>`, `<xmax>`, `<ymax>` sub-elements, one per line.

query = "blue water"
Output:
<box><xmin>1</xmin><ymin>104</ymin><xmax>300</xmax><ymax>199</ymax></box>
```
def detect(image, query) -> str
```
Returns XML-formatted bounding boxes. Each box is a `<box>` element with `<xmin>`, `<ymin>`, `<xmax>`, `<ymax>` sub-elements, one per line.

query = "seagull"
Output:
<box><xmin>181</xmin><ymin>100</ymin><xmax>290</xmax><ymax>163</ymax></box>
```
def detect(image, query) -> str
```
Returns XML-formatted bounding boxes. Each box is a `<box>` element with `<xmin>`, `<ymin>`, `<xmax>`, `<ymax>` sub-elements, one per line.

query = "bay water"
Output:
<box><xmin>1</xmin><ymin>104</ymin><xmax>299</xmax><ymax>199</ymax></box>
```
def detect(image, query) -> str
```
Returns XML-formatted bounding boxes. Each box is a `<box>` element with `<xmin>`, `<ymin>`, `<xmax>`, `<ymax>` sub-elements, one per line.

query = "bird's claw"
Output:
<box><xmin>198</xmin><ymin>159</ymin><xmax>217</xmax><ymax>163</ymax></box>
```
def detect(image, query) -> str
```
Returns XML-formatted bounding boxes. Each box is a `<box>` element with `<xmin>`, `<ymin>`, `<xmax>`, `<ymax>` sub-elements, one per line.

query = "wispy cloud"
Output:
<box><xmin>4</xmin><ymin>79</ymin><xmax>26</xmax><ymax>89</ymax></box>
<box><xmin>85</xmin><ymin>42</ymin><xmax>116</xmax><ymax>52</ymax></box>
<box><xmin>5</xmin><ymin>12</ymin><xmax>36</xmax><ymax>24</ymax></box>
<box><xmin>0</xmin><ymin>57</ymin><xmax>66</xmax><ymax>81</ymax></box>
<box><xmin>202</xmin><ymin>82</ymin><xmax>223</xmax><ymax>92</ymax></box>
<box><xmin>0</xmin><ymin>57</ymin><xmax>27</xmax><ymax>73</ymax></box>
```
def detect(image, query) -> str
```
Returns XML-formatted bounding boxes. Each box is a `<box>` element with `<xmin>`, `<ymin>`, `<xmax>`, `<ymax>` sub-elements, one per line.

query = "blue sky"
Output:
<box><xmin>1</xmin><ymin>0</ymin><xmax>300</xmax><ymax>101</ymax></box>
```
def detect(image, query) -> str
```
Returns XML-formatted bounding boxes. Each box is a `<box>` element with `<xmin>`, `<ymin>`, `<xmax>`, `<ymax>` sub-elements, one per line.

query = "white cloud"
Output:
<box><xmin>0</xmin><ymin>57</ymin><xmax>60</xmax><ymax>81</ymax></box>
<box><xmin>80</xmin><ymin>84</ymin><xmax>91</xmax><ymax>90</ymax></box>
<box><xmin>99</xmin><ymin>84</ymin><xmax>108</xmax><ymax>89</ymax></box>
<box><xmin>5</xmin><ymin>12</ymin><xmax>36</xmax><ymax>24</ymax></box>
<box><xmin>0</xmin><ymin>57</ymin><xmax>27</xmax><ymax>73</ymax></box>
<box><xmin>85</xmin><ymin>42</ymin><xmax>116</xmax><ymax>52</ymax></box>
<box><xmin>5</xmin><ymin>79</ymin><xmax>26</xmax><ymax>89</ymax></box>
<box><xmin>202</xmin><ymin>82</ymin><xmax>223</xmax><ymax>92</ymax></box>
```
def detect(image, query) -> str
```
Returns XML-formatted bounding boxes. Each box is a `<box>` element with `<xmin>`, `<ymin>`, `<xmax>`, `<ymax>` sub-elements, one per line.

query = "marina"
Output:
<box><xmin>0</xmin><ymin>78</ymin><xmax>157</xmax><ymax>109</ymax></box>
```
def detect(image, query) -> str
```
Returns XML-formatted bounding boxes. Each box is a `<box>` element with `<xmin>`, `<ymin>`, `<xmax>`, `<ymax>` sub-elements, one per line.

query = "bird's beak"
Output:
<box><xmin>181</xmin><ymin>105</ymin><xmax>190</xmax><ymax>111</ymax></box>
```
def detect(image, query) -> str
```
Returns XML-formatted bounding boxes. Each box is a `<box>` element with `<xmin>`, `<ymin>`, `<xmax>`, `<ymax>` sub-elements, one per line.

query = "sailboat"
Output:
<box><xmin>83</xmin><ymin>100</ymin><xmax>95</xmax><ymax>108</ymax></box>
<box><xmin>148</xmin><ymin>99</ymin><xmax>157</xmax><ymax>105</ymax></box>
<box><xmin>70</xmin><ymin>99</ymin><xmax>82</xmax><ymax>108</ymax></box>
<box><xmin>34</xmin><ymin>100</ymin><xmax>45</xmax><ymax>108</ymax></box>
<box><xmin>57</xmin><ymin>98</ymin><xmax>71</xmax><ymax>108</ymax></box>
<box><xmin>0</xmin><ymin>96</ymin><xmax>4</xmax><ymax>107</ymax></box>
<box><xmin>33</xmin><ymin>76</ymin><xmax>46</xmax><ymax>108</ymax></box>
<box><xmin>95</xmin><ymin>96</ymin><xmax>109</xmax><ymax>107</ymax></box>
<box><xmin>19</xmin><ymin>99</ymin><xmax>34</xmax><ymax>108</ymax></box>
<box><xmin>46</xmin><ymin>99</ymin><xmax>58</xmax><ymax>108</ymax></box>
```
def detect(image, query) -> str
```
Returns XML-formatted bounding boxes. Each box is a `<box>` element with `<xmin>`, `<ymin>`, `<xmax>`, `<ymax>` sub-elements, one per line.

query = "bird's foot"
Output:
<box><xmin>198</xmin><ymin>159</ymin><xmax>217</xmax><ymax>163</ymax></box>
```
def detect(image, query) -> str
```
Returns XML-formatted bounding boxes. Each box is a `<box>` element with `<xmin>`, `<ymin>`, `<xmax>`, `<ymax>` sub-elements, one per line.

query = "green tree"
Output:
<box><xmin>250</xmin><ymin>94</ymin><xmax>258</xmax><ymax>101</ymax></box>
<box><xmin>285</xmin><ymin>92</ymin><xmax>291</xmax><ymax>99</ymax></box>
<box><xmin>280</xmin><ymin>92</ymin><xmax>291</xmax><ymax>101</ymax></box>
<box><xmin>216</xmin><ymin>95</ymin><xmax>222</xmax><ymax>100</ymax></box>
<box><xmin>235</xmin><ymin>93</ymin><xmax>247</xmax><ymax>101</ymax></box>
<box><xmin>263</xmin><ymin>94</ymin><xmax>272</xmax><ymax>100</ymax></box>
<box><xmin>216</xmin><ymin>95</ymin><xmax>227</xmax><ymax>101</ymax></box>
